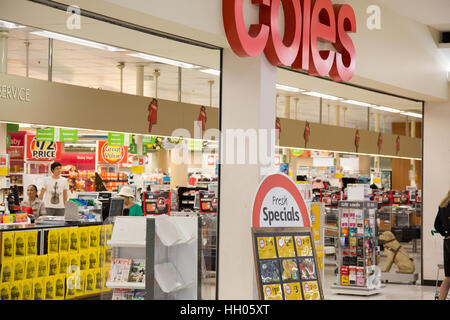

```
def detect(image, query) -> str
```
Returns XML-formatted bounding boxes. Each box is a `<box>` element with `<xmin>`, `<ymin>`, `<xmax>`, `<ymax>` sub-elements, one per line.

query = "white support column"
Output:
<box><xmin>25</xmin><ymin>41</ymin><xmax>30</xmax><ymax>78</ymax></box>
<box><xmin>219</xmin><ymin>49</ymin><xmax>276</xmax><ymax>300</ymax></box>
<box><xmin>343</xmin><ymin>107</ymin><xmax>348</xmax><ymax>127</ymax></box>
<box><xmin>208</xmin><ymin>80</ymin><xmax>215</xmax><ymax>107</ymax></box>
<box><xmin>374</xmin><ymin>113</ymin><xmax>381</xmax><ymax>173</ymax></box>
<box><xmin>334</xmin><ymin>105</ymin><xmax>341</xmax><ymax>171</ymax></box>
<box><xmin>410</xmin><ymin>120</ymin><xmax>417</xmax><ymax>187</ymax></box>
<box><xmin>117</xmin><ymin>62</ymin><xmax>125</xmax><ymax>93</ymax></box>
<box><xmin>136</xmin><ymin>65</ymin><xmax>144</xmax><ymax>96</ymax></box>
<box><xmin>284</xmin><ymin>95</ymin><xmax>291</xmax><ymax>119</ymax></box>
<box><xmin>327</xmin><ymin>104</ymin><xmax>331</xmax><ymax>125</ymax></box>
<box><xmin>294</xmin><ymin>97</ymin><xmax>299</xmax><ymax>120</ymax></box>
<box><xmin>153</xmin><ymin>69</ymin><xmax>160</xmax><ymax>99</ymax></box>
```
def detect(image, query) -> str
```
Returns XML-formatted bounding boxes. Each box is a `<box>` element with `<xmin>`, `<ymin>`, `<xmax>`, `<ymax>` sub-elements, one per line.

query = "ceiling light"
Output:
<box><xmin>0</xmin><ymin>20</ymin><xmax>26</xmax><ymax>29</ymax></box>
<box><xmin>200</xmin><ymin>69</ymin><xmax>220</xmax><ymax>76</ymax></box>
<box><xmin>30</xmin><ymin>30</ymin><xmax>126</xmax><ymax>52</ymax></box>
<box><xmin>276</xmin><ymin>84</ymin><xmax>306</xmax><ymax>93</ymax></box>
<box><xmin>128</xmin><ymin>52</ymin><xmax>198</xmax><ymax>69</ymax></box>
<box><xmin>400</xmin><ymin>112</ymin><xmax>422</xmax><ymax>118</ymax></box>
<box><xmin>371</xmin><ymin>106</ymin><xmax>401</xmax><ymax>113</ymax></box>
<box><xmin>342</xmin><ymin>100</ymin><xmax>375</xmax><ymax>108</ymax></box>
<box><xmin>302</xmin><ymin>91</ymin><xmax>342</xmax><ymax>101</ymax></box>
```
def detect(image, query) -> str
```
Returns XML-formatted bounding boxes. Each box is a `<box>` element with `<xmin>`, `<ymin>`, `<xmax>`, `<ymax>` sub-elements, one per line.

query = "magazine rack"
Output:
<box><xmin>103</xmin><ymin>215</ymin><xmax>200</xmax><ymax>300</ymax></box>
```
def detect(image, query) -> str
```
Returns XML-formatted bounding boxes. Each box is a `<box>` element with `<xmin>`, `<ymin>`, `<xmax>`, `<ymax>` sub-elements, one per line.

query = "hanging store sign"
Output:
<box><xmin>36</xmin><ymin>127</ymin><xmax>55</xmax><ymax>142</ymax></box>
<box><xmin>97</xmin><ymin>141</ymin><xmax>128</xmax><ymax>165</ymax></box>
<box><xmin>252</xmin><ymin>173</ymin><xmax>311</xmax><ymax>228</ymax></box>
<box><xmin>59</xmin><ymin>129</ymin><xmax>78</xmax><ymax>143</ymax></box>
<box><xmin>26</xmin><ymin>135</ymin><xmax>62</xmax><ymax>161</ymax></box>
<box><xmin>0</xmin><ymin>154</ymin><xmax>9</xmax><ymax>176</ymax></box>
<box><xmin>223</xmin><ymin>0</ymin><xmax>357</xmax><ymax>81</ymax></box>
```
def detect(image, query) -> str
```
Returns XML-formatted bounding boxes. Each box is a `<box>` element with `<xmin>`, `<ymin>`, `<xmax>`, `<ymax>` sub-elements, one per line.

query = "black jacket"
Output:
<box><xmin>434</xmin><ymin>204</ymin><xmax>450</xmax><ymax>237</ymax></box>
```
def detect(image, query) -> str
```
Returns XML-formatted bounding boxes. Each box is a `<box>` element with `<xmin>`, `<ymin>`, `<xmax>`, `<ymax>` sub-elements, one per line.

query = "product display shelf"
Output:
<box><xmin>331</xmin><ymin>200</ymin><xmax>382</xmax><ymax>296</ymax></box>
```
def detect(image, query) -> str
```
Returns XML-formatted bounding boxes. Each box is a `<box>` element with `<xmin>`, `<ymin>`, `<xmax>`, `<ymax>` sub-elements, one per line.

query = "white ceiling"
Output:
<box><xmin>4</xmin><ymin>24</ymin><xmax>419</xmax><ymax>133</ymax></box>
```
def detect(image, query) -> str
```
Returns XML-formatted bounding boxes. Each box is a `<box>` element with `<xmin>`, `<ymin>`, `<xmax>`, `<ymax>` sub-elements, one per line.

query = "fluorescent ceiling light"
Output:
<box><xmin>371</xmin><ymin>106</ymin><xmax>401</xmax><ymax>113</ymax></box>
<box><xmin>276</xmin><ymin>84</ymin><xmax>306</xmax><ymax>93</ymax></box>
<box><xmin>128</xmin><ymin>52</ymin><xmax>198</xmax><ymax>69</ymax></box>
<box><xmin>303</xmin><ymin>91</ymin><xmax>342</xmax><ymax>101</ymax></box>
<box><xmin>400</xmin><ymin>112</ymin><xmax>422</xmax><ymax>118</ymax></box>
<box><xmin>30</xmin><ymin>30</ymin><xmax>126</xmax><ymax>52</ymax></box>
<box><xmin>200</xmin><ymin>69</ymin><xmax>220</xmax><ymax>76</ymax></box>
<box><xmin>0</xmin><ymin>20</ymin><xmax>26</xmax><ymax>29</ymax></box>
<box><xmin>342</xmin><ymin>100</ymin><xmax>375</xmax><ymax>108</ymax></box>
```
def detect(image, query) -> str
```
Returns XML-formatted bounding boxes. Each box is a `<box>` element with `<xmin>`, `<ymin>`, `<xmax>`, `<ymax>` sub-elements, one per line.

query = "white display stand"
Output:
<box><xmin>105</xmin><ymin>215</ymin><xmax>199</xmax><ymax>300</ymax></box>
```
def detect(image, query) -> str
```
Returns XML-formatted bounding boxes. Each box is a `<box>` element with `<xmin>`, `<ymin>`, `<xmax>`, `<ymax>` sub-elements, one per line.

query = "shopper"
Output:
<box><xmin>21</xmin><ymin>185</ymin><xmax>46</xmax><ymax>218</ymax></box>
<box><xmin>434</xmin><ymin>189</ymin><xmax>450</xmax><ymax>300</ymax></box>
<box><xmin>118</xmin><ymin>186</ymin><xmax>143</xmax><ymax>216</ymax></box>
<box><xmin>39</xmin><ymin>162</ymin><xmax>70</xmax><ymax>216</ymax></box>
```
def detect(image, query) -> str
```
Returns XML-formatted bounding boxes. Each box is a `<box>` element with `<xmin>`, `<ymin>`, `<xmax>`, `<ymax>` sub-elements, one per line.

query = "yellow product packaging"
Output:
<box><xmin>104</xmin><ymin>224</ymin><xmax>113</xmax><ymax>248</ymax></box>
<box><xmin>1</xmin><ymin>232</ymin><xmax>15</xmax><ymax>261</ymax></box>
<box><xmin>102</xmin><ymin>268</ymin><xmax>110</xmax><ymax>292</ymax></box>
<box><xmin>94</xmin><ymin>268</ymin><xmax>102</xmax><ymax>292</ymax></box>
<box><xmin>44</xmin><ymin>276</ymin><xmax>55</xmax><ymax>300</ymax></box>
<box><xmin>36</xmin><ymin>255</ymin><xmax>49</xmax><ymax>278</ymax></box>
<box><xmin>13</xmin><ymin>257</ymin><xmax>26</xmax><ymax>281</ymax></box>
<box><xmin>14</xmin><ymin>231</ymin><xmax>26</xmax><ymax>258</ymax></box>
<box><xmin>25</xmin><ymin>256</ymin><xmax>37</xmax><ymax>279</ymax></box>
<box><xmin>59</xmin><ymin>252</ymin><xmax>69</xmax><ymax>274</ymax></box>
<box><xmin>22</xmin><ymin>279</ymin><xmax>33</xmax><ymax>300</ymax></box>
<box><xmin>88</xmin><ymin>249</ymin><xmax>99</xmax><ymax>269</ymax></box>
<box><xmin>301</xmin><ymin>281</ymin><xmax>321</xmax><ymax>300</ymax></box>
<box><xmin>75</xmin><ymin>270</ymin><xmax>86</xmax><ymax>297</ymax></box>
<box><xmin>10</xmin><ymin>281</ymin><xmax>22</xmax><ymax>300</ymax></box>
<box><xmin>283</xmin><ymin>282</ymin><xmax>303</xmax><ymax>300</ymax></box>
<box><xmin>79</xmin><ymin>227</ymin><xmax>89</xmax><ymax>251</ymax></box>
<box><xmin>24</xmin><ymin>231</ymin><xmax>38</xmax><ymax>256</ymax></box>
<box><xmin>105</xmin><ymin>247</ymin><xmax>112</xmax><ymax>265</ymax></box>
<box><xmin>69</xmin><ymin>254</ymin><xmax>80</xmax><ymax>273</ymax></box>
<box><xmin>48</xmin><ymin>229</ymin><xmax>60</xmax><ymax>254</ymax></box>
<box><xmin>99</xmin><ymin>225</ymin><xmax>106</xmax><ymax>247</ymax></box>
<box><xmin>79</xmin><ymin>250</ymin><xmax>89</xmax><ymax>271</ymax></box>
<box><xmin>54</xmin><ymin>274</ymin><xmax>65</xmax><ymax>300</ymax></box>
<box><xmin>256</xmin><ymin>237</ymin><xmax>277</xmax><ymax>259</ymax></box>
<box><xmin>1</xmin><ymin>260</ymin><xmax>13</xmax><ymax>283</ymax></box>
<box><xmin>89</xmin><ymin>226</ymin><xmax>100</xmax><ymax>249</ymax></box>
<box><xmin>85</xmin><ymin>269</ymin><xmax>96</xmax><ymax>294</ymax></box>
<box><xmin>48</xmin><ymin>254</ymin><xmax>59</xmax><ymax>276</ymax></box>
<box><xmin>0</xmin><ymin>282</ymin><xmax>10</xmax><ymax>300</ymax></box>
<box><xmin>33</xmin><ymin>277</ymin><xmax>45</xmax><ymax>300</ymax></box>
<box><xmin>69</xmin><ymin>228</ymin><xmax>79</xmax><ymax>253</ymax></box>
<box><xmin>65</xmin><ymin>273</ymin><xmax>77</xmax><ymax>299</ymax></box>
<box><xmin>59</xmin><ymin>228</ymin><xmax>70</xmax><ymax>253</ymax></box>
<box><xmin>262</xmin><ymin>284</ymin><xmax>283</xmax><ymax>300</ymax></box>
<box><xmin>98</xmin><ymin>248</ymin><xmax>105</xmax><ymax>268</ymax></box>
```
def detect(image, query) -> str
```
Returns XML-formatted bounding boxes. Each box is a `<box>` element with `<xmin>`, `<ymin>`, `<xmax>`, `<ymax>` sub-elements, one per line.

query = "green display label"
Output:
<box><xmin>143</xmin><ymin>136</ymin><xmax>156</xmax><ymax>146</ymax></box>
<box><xmin>6</xmin><ymin>134</ymin><xmax>11</xmax><ymax>148</ymax></box>
<box><xmin>108</xmin><ymin>133</ymin><xmax>124</xmax><ymax>146</ymax></box>
<box><xmin>6</xmin><ymin>123</ymin><xmax>19</xmax><ymax>133</ymax></box>
<box><xmin>142</xmin><ymin>144</ymin><xmax>149</xmax><ymax>155</ymax></box>
<box><xmin>59</xmin><ymin>129</ymin><xmax>78</xmax><ymax>143</ymax></box>
<box><xmin>188</xmin><ymin>139</ymin><xmax>202</xmax><ymax>151</ymax></box>
<box><xmin>36</xmin><ymin>127</ymin><xmax>55</xmax><ymax>142</ymax></box>
<box><xmin>129</xmin><ymin>143</ymin><xmax>138</xmax><ymax>154</ymax></box>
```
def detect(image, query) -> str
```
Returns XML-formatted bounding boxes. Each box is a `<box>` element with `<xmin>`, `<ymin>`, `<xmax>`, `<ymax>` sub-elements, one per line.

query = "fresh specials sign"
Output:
<box><xmin>252</xmin><ymin>173</ymin><xmax>311</xmax><ymax>228</ymax></box>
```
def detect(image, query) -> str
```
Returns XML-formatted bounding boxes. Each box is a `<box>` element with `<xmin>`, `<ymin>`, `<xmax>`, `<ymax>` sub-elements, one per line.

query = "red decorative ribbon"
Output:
<box><xmin>148</xmin><ymin>99</ymin><xmax>158</xmax><ymax>133</ymax></box>
<box><xmin>276</xmin><ymin>118</ymin><xmax>281</xmax><ymax>142</ymax></box>
<box><xmin>304</xmin><ymin>121</ymin><xmax>310</xmax><ymax>147</ymax></box>
<box><xmin>377</xmin><ymin>133</ymin><xmax>383</xmax><ymax>153</ymax></box>
<box><xmin>198</xmin><ymin>106</ymin><xmax>207</xmax><ymax>132</ymax></box>
<box><xmin>396</xmin><ymin>136</ymin><xmax>400</xmax><ymax>155</ymax></box>
<box><xmin>355</xmin><ymin>130</ymin><xmax>360</xmax><ymax>153</ymax></box>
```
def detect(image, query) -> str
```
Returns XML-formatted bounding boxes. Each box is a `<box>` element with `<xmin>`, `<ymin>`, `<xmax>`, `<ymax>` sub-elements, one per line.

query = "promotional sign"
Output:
<box><xmin>26</xmin><ymin>135</ymin><xmax>62</xmax><ymax>162</ymax></box>
<box><xmin>0</xmin><ymin>154</ymin><xmax>9</xmax><ymax>176</ymax></box>
<box><xmin>107</xmin><ymin>133</ymin><xmax>132</xmax><ymax>147</ymax></box>
<box><xmin>59</xmin><ymin>153</ymin><xmax>95</xmax><ymax>171</ymax></box>
<box><xmin>252</xmin><ymin>173</ymin><xmax>311</xmax><ymax>228</ymax></box>
<box><xmin>7</xmin><ymin>131</ymin><xmax>25</xmax><ymax>165</ymax></box>
<box><xmin>131</xmin><ymin>155</ymin><xmax>146</xmax><ymax>174</ymax></box>
<box><xmin>199</xmin><ymin>191</ymin><xmax>218</xmax><ymax>213</ymax></box>
<box><xmin>142</xmin><ymin>191</ymin><xmax>171</xmax><ymax>215</ymax></box>
<box><xmin>252</xmin><ymin>227</ymin><xmax>324</xmax><ymax>300</ymax></box>
<box><xmin>97</xmin><ymin>141</ymin><xmax>128</xmax><ymax>165</ymax></box>
<box><xmin>36</xmin><ymin>127</ymin><xmax>55</xmax><ymax>142</ymax></box>
<box><xmin>59</xmin><ymin>129</ymin><xmax>78</xmax><ymax>143</ymax></box>
<box><xmin>223</xmin><ymin>0</ymin><xmax>356</xmax><ymax>82</ymax></box>
<box><xmin>6</xmin><ymin>134</ymin><xmax>10</xmax><ymax>148</ymax></box>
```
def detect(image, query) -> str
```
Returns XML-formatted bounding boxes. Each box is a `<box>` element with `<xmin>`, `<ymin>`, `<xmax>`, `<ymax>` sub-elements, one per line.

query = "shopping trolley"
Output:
<box><xmin>431</xmin><ymin>230</ymin><xmax>446</xmax><ymax>300</ymax></box>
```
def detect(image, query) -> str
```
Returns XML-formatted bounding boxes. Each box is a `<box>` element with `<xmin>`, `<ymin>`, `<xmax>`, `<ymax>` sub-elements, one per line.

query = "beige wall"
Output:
<box><xmin>423</xmin><ymin>92</ymin><xmax>450</xmax><ymax>281</ymax></box>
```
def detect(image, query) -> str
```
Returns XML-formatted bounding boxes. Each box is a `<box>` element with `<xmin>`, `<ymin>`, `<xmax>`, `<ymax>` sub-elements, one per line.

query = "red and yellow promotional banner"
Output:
<box><xmin>26</xmin><ymin>135</ymin><xmax>62</xmax><ymax>162</ymax></box>
<box><xmin>97</xmin><ymin>141</ymin><xmax>128</xmax><ymax>165</ymax></box>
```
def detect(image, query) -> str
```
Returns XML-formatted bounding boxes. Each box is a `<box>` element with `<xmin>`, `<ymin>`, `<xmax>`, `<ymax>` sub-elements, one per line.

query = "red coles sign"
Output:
<box><xmin>223</xmin><ymin>0</ymin><xmax>357</xmax><ymax>82</ymax></box>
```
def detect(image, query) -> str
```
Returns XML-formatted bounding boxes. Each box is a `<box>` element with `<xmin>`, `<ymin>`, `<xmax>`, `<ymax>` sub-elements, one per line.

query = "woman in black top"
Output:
<box><xmin>434</xmin><ymin>189</ymin><xmax>450</xmax><ymax>300</ymax></box>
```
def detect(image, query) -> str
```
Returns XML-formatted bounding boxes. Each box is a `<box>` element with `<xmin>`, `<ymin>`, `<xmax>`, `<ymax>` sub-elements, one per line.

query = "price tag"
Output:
<box><xmin>302</xmin><ymin>281</ymin><xmax>321</xmax><ymax>300</ymax></box>
<box><xmin>257</xmin><ymin>237</ymin><xmax>276</xmax><ymax>259</ymax></box>
<box><xmin>295</xmin><ymin>236</ymin><xmax>313</xmax><ymax>257</ymax></box>
<box><xmin>275</xmin><ymin>236</ymin><xmax>295</xmax><ymax>258</ymax></box>
<box><xmin>262</xmin><ymin>284</ymin><xmax>283</xmax><ymax>300</ymax></box>
<box><xmin>283</xmin><ymin>283</ymin><xmax>302</xmax><ymax>300</ymax></box>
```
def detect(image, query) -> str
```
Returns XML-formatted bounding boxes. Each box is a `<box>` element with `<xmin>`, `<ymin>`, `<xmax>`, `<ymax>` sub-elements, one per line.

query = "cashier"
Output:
<box><xmin>21</xmin><ymin>185</ymin><xmax>46</xmax><ymax>218</ymax></box>
<box><xmin>118</xmin><ymin>186</ymin><xmax>143</xmax><ymax>216</ymax></box>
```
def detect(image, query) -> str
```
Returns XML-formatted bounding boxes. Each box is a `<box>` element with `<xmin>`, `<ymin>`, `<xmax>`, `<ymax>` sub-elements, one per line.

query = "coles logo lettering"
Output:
<box><xmin>252</xmin><ymin>173</ymin><xmax>311</xmax><ymax>228</ymax></box>
<box><xmin>223</xmin><ymin>0</ymin><xmax>357</xmax><ymax>81</ymax></box>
